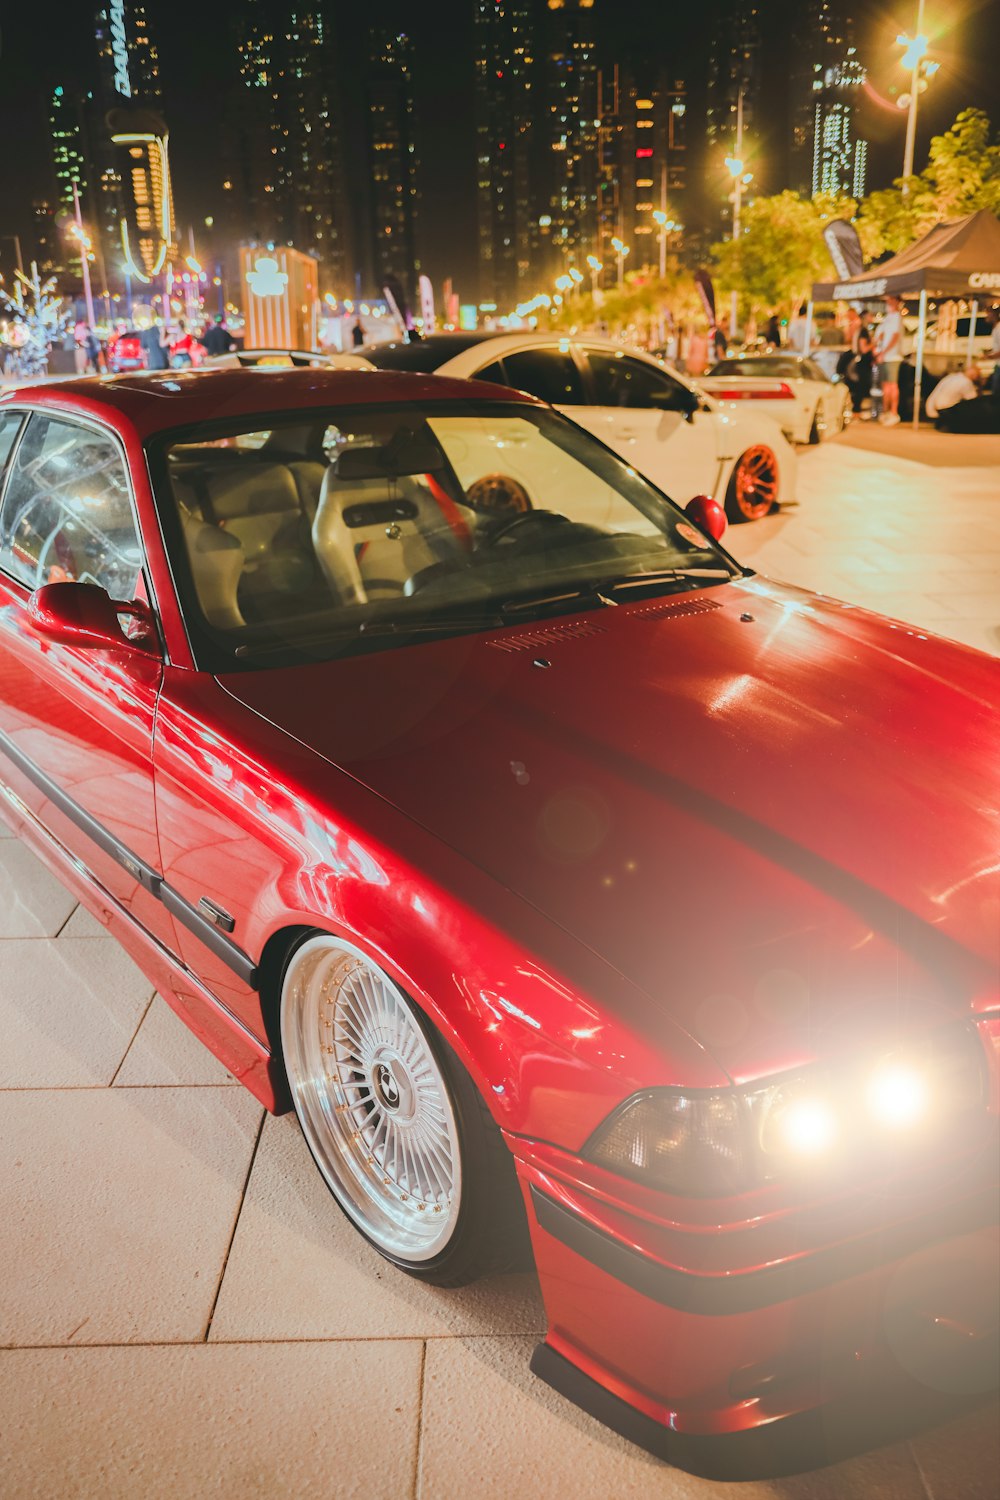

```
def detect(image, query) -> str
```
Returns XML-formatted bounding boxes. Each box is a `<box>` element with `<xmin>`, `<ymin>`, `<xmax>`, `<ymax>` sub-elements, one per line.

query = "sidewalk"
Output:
<box><xmin>835</xmin><ymin>420</ymin><xmax>1000</xmax><ymax>469</ymax></box>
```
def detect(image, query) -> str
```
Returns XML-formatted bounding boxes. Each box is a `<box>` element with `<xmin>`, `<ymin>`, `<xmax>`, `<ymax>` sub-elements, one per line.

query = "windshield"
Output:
<box><xmin>148</xmin><ymin>401</ymin><xmax>738</xmax><ymax>669</ymax></box>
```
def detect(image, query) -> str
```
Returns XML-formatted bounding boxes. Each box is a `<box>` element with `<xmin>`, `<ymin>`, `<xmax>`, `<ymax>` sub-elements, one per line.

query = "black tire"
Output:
<box><xmin>808</xmin><ymin>410</ymin><xmax>822</xmax><ymax>444</ymax></box>
<box><xmin>279</xmin><ymin>933</ymin><xmax>530</xmax><ymax>1287</ymax></box>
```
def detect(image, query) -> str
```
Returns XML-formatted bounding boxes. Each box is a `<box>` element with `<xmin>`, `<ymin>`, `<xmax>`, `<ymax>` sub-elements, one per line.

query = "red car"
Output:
<box><xmin>0</xmin><ymin>371</ymin><xmax>996</xmax><ymax>1477</ymax></box>
<box><xmin>106</xmin><ymin>329</ymin><xmax>146</xmax><ymax>374</ymax></box>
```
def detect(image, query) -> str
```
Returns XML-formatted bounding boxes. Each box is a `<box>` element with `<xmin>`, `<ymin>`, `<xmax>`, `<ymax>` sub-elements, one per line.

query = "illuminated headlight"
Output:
<box><xmin>586</xmin><ymin>1025</ymin><xmax>987</xmax><ymax>1198</ymax></box>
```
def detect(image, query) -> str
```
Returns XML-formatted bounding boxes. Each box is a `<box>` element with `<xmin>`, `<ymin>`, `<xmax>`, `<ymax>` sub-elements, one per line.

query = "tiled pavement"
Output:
<box><xmin>1</xmin><ymin>437</ymin><xmax>998</xmax><ymax>1499</ymax></box>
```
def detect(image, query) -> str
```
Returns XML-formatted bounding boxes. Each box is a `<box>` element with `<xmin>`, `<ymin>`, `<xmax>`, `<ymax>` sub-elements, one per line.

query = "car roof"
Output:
<box><xmin>360</xmin><ymin>333</ymin><xmax>501</xmax><ymax>372</ymax></box>
<box><xmin>0</xmin><ymin>367</ymin><xmax>538</xmax><ymax>441</ymax></box>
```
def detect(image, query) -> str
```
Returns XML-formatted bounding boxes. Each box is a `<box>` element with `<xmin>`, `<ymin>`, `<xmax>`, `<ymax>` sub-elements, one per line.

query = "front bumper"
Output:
<box><xmin>511</xmin><ymin>1138</ymin><xmax>999</xmax><ymax>1478</ymax></box>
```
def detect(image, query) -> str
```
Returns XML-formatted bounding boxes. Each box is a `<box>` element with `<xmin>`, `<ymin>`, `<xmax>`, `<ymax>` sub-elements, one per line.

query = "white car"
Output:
<box><xmin>351</xmin><ymin>333</ymin><xmax>797</xmax><ymax>523</ymax></box>
<box><xmin>697</xmin><ymin>354</ymin><xmax>852</xmax><ymax>445</ymax></box>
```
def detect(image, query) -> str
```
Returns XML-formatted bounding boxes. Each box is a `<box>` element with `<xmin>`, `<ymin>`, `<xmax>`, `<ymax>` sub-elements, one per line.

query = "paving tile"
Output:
<box><xmin>114</xmin><ymin>993</ymin><xmax>237</xmax><ymax>1088</ymax></box>
<box><xmin>0</xmin><ymin>839</ymin><xmax>77</xmax><ymax>937</ymax></box>
<box><xmin>0</xmin><ymin>807</ymin><xmax>15</xmax><ymax>837</ymax></box>
<box><xmin>0</xmin><ymin>1086</ymin><xmax>262</xmax><ymax>1346</ymax></box>
<box><xmin>208</xmin><ymin>1113</ymin><xmax>544</xmax><ymax>1343</ymax></box>
<box><xmin>910</xmin><ymin>1402</ymin><xmax>1000</xmax><ymax>1500</ymax></box>
<box><xmin>60</xmin><ymin>903</ymin><xmax>109</xmax><ymax>938</ymax></box>
<box><xmin>0</xmin><ymin>1340</ymin><xmax>421</xmax><ymax>1500</ymax></box>
<box><xmin>417</xmin><ymin>1338</ymin><xmax>930</xmax><ymax>1500</ymax></box>
<box><xmin>0</xmin><ymin>938</ymin><xmax>154</xmax><ymax>1088</ymax></box>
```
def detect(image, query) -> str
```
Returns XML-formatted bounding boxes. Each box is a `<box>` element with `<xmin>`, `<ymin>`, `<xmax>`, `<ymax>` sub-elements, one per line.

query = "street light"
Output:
<box><xmin>896</xmin><ymin>0</ymin><xmax>939</xmax><ymax>190</ymax></box>
<box><xmin>651</xmin><ymin>210</ymin><xmax>678</xmax><ymax>280</ymax></box>
<box><xmin>724</xmin><ymin>87</ymin><xmax>751</xmax><ymax>342</ymax></box>
<box><xmin>586</xmin><ymin>254</ymin><xmax>603</xmax><ymax>296</ymax></box>
<box><xmin>611</xmin><ymin>237</ymin><xmax>630</xmax><ymax>290</ymax></box>
<box><xmin>67</xmin><ymin>183</ymin><xmax>96</xmax><ymax>329</ymax></box>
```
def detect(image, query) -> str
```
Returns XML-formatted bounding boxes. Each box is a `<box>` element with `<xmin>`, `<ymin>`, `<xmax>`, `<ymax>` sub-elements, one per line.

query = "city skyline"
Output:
<box><xmin>2</xmin><ymin>0</ymin><xmax>999</xmax><ymax>307</ymax></box>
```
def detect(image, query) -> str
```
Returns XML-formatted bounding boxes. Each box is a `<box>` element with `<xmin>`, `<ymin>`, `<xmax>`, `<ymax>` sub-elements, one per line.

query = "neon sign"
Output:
<box><xmin>109</xmin><ymin>0</ymin><xmax>132</xmax><ymax>98</ymax></box>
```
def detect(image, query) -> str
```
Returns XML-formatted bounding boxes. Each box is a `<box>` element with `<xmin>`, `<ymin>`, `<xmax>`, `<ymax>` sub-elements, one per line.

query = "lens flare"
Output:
<box><xmin>867</xmin><ymin>1064</ymin><xmax>928</xmax><ymax>1128</ymax></box>
<box><xmin>777</xmin><ymin>1097</ymin><xmax>838</xmax><ymax>1156</ymax></box>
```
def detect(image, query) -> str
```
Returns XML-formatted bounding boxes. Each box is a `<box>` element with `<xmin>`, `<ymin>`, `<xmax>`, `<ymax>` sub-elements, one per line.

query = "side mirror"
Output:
<box><xmin>684</xmin><ymin>494</ymin><xmax>727</xmax><ymax>542</ymax></box>
<box><xmin>27</xmin><ymin>582</ymin><xmax>157</xmax><ymax>653</ymax></box>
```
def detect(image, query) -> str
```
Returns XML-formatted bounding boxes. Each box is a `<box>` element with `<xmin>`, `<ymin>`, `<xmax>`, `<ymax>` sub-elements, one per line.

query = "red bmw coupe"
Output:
<box><xmin>0</xmin><ymin>370</ymin><xmax>996</xmax><ymax>1476</ymax></box>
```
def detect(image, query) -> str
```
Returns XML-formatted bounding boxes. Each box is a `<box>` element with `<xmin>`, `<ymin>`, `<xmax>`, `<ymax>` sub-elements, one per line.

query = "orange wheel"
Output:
<box><xmin>726</xmin><ymin>445</ymin><xmax>779</xmax><ymax>523</ymax></box>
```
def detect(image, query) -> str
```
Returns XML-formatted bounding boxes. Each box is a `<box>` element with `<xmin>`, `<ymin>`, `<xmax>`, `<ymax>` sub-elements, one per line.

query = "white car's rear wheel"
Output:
<box><xmin>279</xmin><ymin>934</ymin><xmax>526</xmax><ymax>1284</ymax></box>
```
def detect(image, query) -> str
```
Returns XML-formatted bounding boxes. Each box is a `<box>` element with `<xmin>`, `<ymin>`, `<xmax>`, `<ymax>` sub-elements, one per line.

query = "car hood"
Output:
<box><xmin>219</xmin><ymin>578</ymin><xmax>1000</xmax><ymax>1083</ymax></box>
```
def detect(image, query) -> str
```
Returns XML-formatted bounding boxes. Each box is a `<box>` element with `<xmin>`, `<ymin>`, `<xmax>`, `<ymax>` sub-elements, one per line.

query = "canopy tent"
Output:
<box><xmin>812</xmin><ymin>208</ymin><xmax>1000</xmax><ymax>302</ymax></box>
<box><xmin>809</xmin><ymin>209</ymin><xmax>1000</xmax><ymax>426</ymax></box>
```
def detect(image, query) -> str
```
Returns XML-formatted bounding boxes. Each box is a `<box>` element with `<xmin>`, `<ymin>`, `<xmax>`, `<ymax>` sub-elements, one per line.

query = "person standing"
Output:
<box><xmin>787</xmin><ymin>304</ymin><xmax>812</xmax><ymax>355</ymax></box>
<box><xmin>201</xmin><ymin>315</ymin><xmax>236</xmax><ymax>357</ymax></box>
<box><xmin>139</xmin><ymin>320</ymin><xmax>169</xmax><ymax>371</ymax></box>
<box><xmin>874</xmin><ymin>294</ymin><xmax>904</xmax><ymax>425</ymax></box>
<box><xmin>847</xmin><ymin>327</ymin><xmax>875</xmax><ymax>415</ymax></box>
<box><xmin>351</xmin><ymin>318</ymin><xmax>365</xmax><ymax>348</ymax></box>
<box><xmin>764</xmin><ymin>313</ymin><xmax>782</xmax><ymax>348</ymax></box>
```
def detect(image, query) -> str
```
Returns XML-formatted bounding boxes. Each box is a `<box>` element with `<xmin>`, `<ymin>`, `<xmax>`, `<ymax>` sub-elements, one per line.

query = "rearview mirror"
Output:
<box><xmin>336</xmin><ymin>433</ymin><xmax>444</xmax><ymax>480</ymax></box>
<box><xmin>684</xmin><ymin>495</ymin><xmax>727</xmax><ymax>542</ymax></box>
<box><xmin>28</xmin><ymin>582</ymin><xmax>157</xmax><ymax>653</ymax></box>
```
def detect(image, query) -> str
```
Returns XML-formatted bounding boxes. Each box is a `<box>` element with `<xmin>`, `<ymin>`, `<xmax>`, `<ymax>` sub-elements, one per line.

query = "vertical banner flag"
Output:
<box><xmin>418</xmin><ymin>274</ymin><xmax>436</xmax><ymax>333</ymax></box>
<box><xmin>822</xmin><ymin>220</ymin><xmax>864</xmax><ymax>282</ymax></box>
<box><xmin>694</xmin><ymin>269</ymin><xmax>716</xmax><ymax>327</ymax></box>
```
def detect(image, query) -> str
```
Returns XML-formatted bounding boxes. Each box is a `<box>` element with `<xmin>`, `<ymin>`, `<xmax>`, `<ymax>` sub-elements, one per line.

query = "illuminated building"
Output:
<box><xmin>706</xmin><ymin>0</ymin><xmax>761</xmax><ymax>223</ymax></box>
<box><xmin>363</xmin><ymin>28</ymin><xmax>420</xmax><ymax>299</ymax></box>
<box><xmin>597</xmin><ymin>68</ymin><xmax>686</xmax><ymax>275</ymax></box>
<box><xmin>790</xmin><ymin>2</ymin><xmax>868</xmax><ymax>198</ymax></box>
<box><xmin>535</xmin><ymin>0</ymin><xmax>599</xmax><ymax>282</ymax></box>
<box><xmin>473</xmin><ymin>0</ymin><xmax>536</xmax><ymax>308</ymax></box>
<box><xmin>94</xmin><ymin>1</ymin><xmax>176</xmax><ymax>282</ymax></box>
<box><xmin>226</xmin><ymin>2</ymin><xmax>353</xmax><ymax>292</ymax></box>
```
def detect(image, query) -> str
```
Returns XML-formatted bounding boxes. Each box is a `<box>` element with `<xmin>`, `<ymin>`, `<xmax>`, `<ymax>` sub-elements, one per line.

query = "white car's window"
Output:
<box><xmin>499</xmin><ymin>349</ymin><xmax>584</xmax><ymax>406</ymax></box>
<box><xmin>585</xmin><ymin>350</ymin><xmax>693</xmax><ymax>412</ymax></box>
<box><xmin>0</xmin><ymin>413</ymin><xmax>142</xmax><ymax>599</ymax></box>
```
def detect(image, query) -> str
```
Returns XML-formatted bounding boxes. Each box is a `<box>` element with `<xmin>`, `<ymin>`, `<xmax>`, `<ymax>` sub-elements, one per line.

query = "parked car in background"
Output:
<box><xmin>106</xmin><ymin>329</ymin><xmax>146</xmax><ymax>374</ymax></box>
<box><xmin>696</xmin><ymin>354</ymin><xmax>852</xmax><ymax>445</ymax></box>
<box><xmin>0</xmin><ymin>368</ymin><xmax>996</xmax><ymax>1478</ymax></box>
<box><xmin>356</xmin><ymin>332</ymin><xmax>797</xmax><ymax>523</ymax></box>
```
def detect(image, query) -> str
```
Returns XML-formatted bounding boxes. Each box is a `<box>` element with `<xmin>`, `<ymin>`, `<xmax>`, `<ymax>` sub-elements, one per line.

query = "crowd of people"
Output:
<box><xmin>63</xmin><ymin>313</ymin><xmax>238</xmax><ymax>376</ymax></box>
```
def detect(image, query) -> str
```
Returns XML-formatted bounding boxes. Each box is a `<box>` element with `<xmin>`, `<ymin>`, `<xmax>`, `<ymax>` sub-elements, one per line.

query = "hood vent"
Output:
<box><xmin>487</xmin><ymin>620</ymin><xmax>608</xmax><ymax>653</ymax></box>
<box><xmin>629</xmin><ymin>597</ymin><xmax>723</xmax><ymax>621</ymax></box>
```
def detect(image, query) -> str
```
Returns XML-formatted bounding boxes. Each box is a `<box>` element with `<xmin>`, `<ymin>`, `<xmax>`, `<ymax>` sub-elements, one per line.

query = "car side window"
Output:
<box><xmin>472</xmin><ymin>360</ymin><xmax>508</xmax><ymax>387</ymax></box>
<box><xmin>0</xmin><ymin>413</ymin><xmax>143</xmax><ymax>600</ymax></box>
<box><xmin>585</xmin><ymin>351</ymin><xmax>692</xmax><ymax>411</ymax></box>
<box><xmin>500</xmin><ymin>349</ymin><xmax>584</xmax><ymax>406</ymax></box>
<box><xmin>0</xmin><ymin>412</ymin><xmax>25</xmax><ymax>498</ymax></box>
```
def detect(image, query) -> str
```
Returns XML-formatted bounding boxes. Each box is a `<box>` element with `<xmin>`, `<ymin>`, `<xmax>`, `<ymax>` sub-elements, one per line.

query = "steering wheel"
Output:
<box><xmin>465</xmin><ymin>472</ymin><xmax>532</xmax><ymax>517</ymax></box>
<box><xmin>485</xmin><ymin>510</ymin><xmax>572</xmax><ymax>547</ymax></box>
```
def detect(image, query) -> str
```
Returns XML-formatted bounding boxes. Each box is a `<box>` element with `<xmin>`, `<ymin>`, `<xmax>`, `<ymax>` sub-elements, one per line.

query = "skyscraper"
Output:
<box><xmin>535</xmin><ymin>0</ymin><xmax>599</xmax><ymax>282</ymax></box>
<box><xmin>473</xmin><ymin>0</ymin><xmax>536</xmax><ymax>309</ymax></box>
<box><xmin>364</xmin><ymin>27</ymin><xmax>420</xmax><ymax>299</ymax></box>
<box><xmin>597</xmin><ymin>67</ymin><xmax>686</xmax><ymax>276</ymax></box>
<box><xmin>790</xmin><ymin>2</ymin><xmax>868</xmax><ymax>198</ymax></box>
<box><xmin>706</xmin><ymin>0</ymin><xmax>761</xmax><ymax>223</ymax></box>
<box><xmin>94</xmin><ymin>0</ymin><xmax>174</xmax><ymax>283</ymax></box>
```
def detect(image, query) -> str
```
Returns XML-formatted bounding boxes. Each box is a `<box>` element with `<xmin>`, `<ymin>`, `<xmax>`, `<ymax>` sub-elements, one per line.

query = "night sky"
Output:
<box><xmin>2</xmin><ymin>0</ymin><xmax>999</xmax><ymax>294</ymax></box>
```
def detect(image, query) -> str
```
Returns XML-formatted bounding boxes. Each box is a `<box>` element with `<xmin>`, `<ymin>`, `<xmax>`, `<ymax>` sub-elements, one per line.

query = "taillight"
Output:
<box><xmin>713</xmin><ymin>383</ymin><xmax>794</xmax><ymax>400</ymax></box>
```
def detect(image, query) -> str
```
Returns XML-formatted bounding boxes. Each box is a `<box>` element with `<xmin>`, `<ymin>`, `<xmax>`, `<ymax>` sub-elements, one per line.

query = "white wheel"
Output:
<box><xmin>279</xmin><ymin>933</ymin><xmax>528</xmax><ymax>1283</ymax></box>
<box><xmin>281</xmin><ymin>935</ymin><xmax>461</xmax><ymax>1261</ymax></box>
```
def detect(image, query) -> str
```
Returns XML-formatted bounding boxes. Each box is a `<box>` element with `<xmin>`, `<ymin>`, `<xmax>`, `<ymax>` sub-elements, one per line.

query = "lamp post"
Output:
<box><xmin>896</xmin><ymin>2</ymin><xmax>939</xmax><ymax>191</ymax></box>
<box><xmin>652</xmin><ymin>211</ymin><xmax>677</xmax><ymax>280</ymax></box>
<box><xmin>586</xmin><ymin>254</ymin><xmax>603</xmax><ymax>296</ymax></box>
<box><xmin>724</xmin><ymin>87</ymin><xmax>749</xmax><ymax>343</ymax></box>
<box><xmin>69</xmin><ymin>182</ymin><xmax>96</xmax><ymax>329</ymax></box>
<box><xmin>611</xmin><ymin>237</ymin><xmax>629</xmax><ymax>290</ymax></box>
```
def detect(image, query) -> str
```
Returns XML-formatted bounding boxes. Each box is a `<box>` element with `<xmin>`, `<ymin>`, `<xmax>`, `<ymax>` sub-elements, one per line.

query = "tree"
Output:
<box><xmin>858</xmin><ymin>109</ymin><xmax>1000</xmax><ymax>257</ymax></box>
<box><xmin>0</xmin><ymin>264</ymin><xmax>71</xmax><ymax>377</ymax></box>
<box><xmin>710</xmin><ymin>192</ymin><xmax>856</xmax><ymax>322</ymax></box>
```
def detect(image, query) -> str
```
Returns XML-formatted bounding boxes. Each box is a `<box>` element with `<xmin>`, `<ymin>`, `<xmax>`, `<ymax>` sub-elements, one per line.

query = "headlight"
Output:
<box><xmin>586</xmin><ymin>1024</ymin><xmax>987</xmax><ymax>1198</ymax></box>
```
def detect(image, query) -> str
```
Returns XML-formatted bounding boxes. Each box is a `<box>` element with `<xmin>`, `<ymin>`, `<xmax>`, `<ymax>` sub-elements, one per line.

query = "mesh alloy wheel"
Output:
<box><xmin>280</xmin><ymin>935</ymin><xmax>462</xmax><ymax>1264</ymax></box>
<box><xmin>726</xmin><ymin>444</ymin><xmax>780</xmax><ymax>522</ymax></box>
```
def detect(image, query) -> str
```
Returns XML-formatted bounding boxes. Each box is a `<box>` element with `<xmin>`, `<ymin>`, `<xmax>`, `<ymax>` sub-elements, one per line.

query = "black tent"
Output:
<box><xmin>811</xmin><ymin>209</ymin><xmax>1000</xmax><ymax>426</ymax></box>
